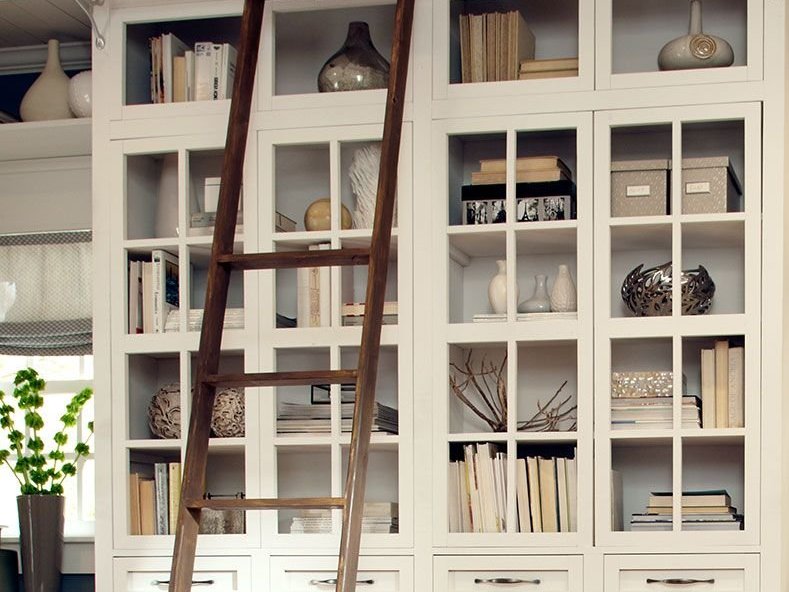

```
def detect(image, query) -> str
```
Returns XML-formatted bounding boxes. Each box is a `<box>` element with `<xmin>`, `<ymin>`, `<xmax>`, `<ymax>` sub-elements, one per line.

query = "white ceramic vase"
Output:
<box><xmin>519</xmin><ymin>274</ymin><xmax>551</xmax><ymax>313</ymax></box>
<box><xmin>68</xmin><ymin>70</ymin><xmax>92</xmax><ymax>117</ymax></box>
<box><xmin>488</xmin><ymin>259</ymin><xmax>514</xmax><ymax>314</ymax></box>
<box><xmin>20</xmin><ymin>40</ymin><xmax>73</xmax><ymax>122</ymax></box>
<box><xmin>550</xmin><ymin>264</ymin><xmax>577</xmax><ymax>312</ymax></box>
<box><xmin>658</xmin><ymin>0</ymin><xmax>734</xmax><ymax>70</ymax></box>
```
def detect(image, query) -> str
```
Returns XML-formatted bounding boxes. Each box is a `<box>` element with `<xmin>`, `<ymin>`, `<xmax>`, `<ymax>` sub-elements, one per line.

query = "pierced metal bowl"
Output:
<box><xmin>621</xmin><ymin>262</ymin><xmax>715</xmax><ymax>317</ymax></box>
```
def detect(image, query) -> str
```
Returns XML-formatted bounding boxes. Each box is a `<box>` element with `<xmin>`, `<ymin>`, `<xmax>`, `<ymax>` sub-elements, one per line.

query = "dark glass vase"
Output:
<box><xmin>18</xmin><ymin>495</ymin><xmax>64</xmax><ymax>592</ymax></box>
<box><xmin>318</xmin><ymin>22</ymin><xmax>390</xmax><ymax>92</ymax></box>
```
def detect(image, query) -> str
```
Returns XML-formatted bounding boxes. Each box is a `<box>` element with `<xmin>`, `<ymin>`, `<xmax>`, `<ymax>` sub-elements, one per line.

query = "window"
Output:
<box><xmin>0</xmin><ymin>355</ymin><xmax>94</xmax><ymax>538</ymax></box>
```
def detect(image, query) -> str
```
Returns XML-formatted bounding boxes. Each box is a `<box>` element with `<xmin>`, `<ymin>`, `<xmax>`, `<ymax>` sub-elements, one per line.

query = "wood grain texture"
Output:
<box><xmin>217</xmin><ymin>247</ymin><xmax>370</xmax><ymax>270</ymax></box>
<box><xmin>169</xmin><ymin>1</ymin><xmax>265</xmax><ymax>591</ymax></box>
<box><xmin>336</xmin><ymin>1</ymin><xmax>415</xmax><ymax>591</ymax></box>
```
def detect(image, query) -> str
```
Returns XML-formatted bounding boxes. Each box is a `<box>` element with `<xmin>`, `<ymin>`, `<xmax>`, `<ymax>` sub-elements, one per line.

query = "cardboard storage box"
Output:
<box><xmin>611</xmin><ymin>159</ymin><xmax>670</xmax><ymax>217</ymax></box>
<box><xmin>681</xmin><ymin>157</ymin><xmax>743</xmax><ymax>214</ymax></box>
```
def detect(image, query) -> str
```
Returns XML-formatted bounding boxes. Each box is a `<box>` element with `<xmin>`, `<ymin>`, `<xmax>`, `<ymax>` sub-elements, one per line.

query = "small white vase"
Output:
<box><xmin>68</xmin><ymin>70</ymin><xmax>92</xmax><ymax>117</ymax></box>
<box><xmin>488</xmin><ymin>259</ymin><xmax>513</xmax><ymax>314</ymax></box>
<box><xmin>519</xmin><ymin>274</ymin><xmax>551</xmax><ymax>313</ymax></box>
<box><xmin>550</xmin><ymin>264</ymin><xmax>577</xmax><ymax>312</ymax></box>
<box><xmin>20</xmin><ymin>40</ymin><xmax>73</xmax><ymax>122</ymax></box>
<box><xmin>658</xmin><ymin>0</ymin><xmax>734</xmax><ymax>70</ymax></box>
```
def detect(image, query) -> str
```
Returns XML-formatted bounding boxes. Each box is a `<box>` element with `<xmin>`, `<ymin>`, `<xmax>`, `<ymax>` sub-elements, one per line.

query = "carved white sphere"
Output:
<box><xmin>68</xmin><ymin>70</ymin><xmax>92</xmax><ymax>118</ymax></box>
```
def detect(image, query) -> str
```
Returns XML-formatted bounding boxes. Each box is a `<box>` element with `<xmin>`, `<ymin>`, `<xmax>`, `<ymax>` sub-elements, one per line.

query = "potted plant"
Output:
<box><xmin>0</xmin><ymin>368</ymin><xmax>93</xmax><ymax>592</ymax></box>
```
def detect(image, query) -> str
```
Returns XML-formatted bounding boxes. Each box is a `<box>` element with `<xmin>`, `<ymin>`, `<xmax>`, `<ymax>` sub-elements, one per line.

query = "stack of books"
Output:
<box><xmin>129</xmin><ymin>462</ymin><xmax>181</xmax><ymax>536</ymax></box>
<box><xmin>468</xmin><ymin>156</ymin><xmax>571</xmax><ymax>186</ymax></box>
<box><xmin>150</xmin><ymin>33</ymin><xmax>237</xmax><ymax>103</ymax></box>
<box><xmin>164</xmin><ymin>307</ymin><xmax>244</xmax><ymax>333</ymax></box>
<box><xmin>448</xmin><ymin>444</ymin><xmax>577</xmax><ymax>533</ymax></box>
<box><xmin>128</xmin><ymin>250</ymin><xmax>179</xmax><ymax>334</ymax></box>
<box><xmin>519</xmin><ymin>57</ymin><xmax>579</xmax><ymax>80</ymax></box>
<box><xmin>289</xmin><ymin>502</ymin><xmax>398</xmax><ymax>534</ymax></box>
<box><xmin>700</xmin><ymin>339</ymin><xmax>745</xmax><ymax>429</ymax></box>
<box><xmin>341</xmin><ymin>301</ymin><xmax>398</xmax><ymax>326</ymax></box>
<box><xmin>631</xmin><ymin>490</ymin><xmax>744</xmax><ymax>531</ymax></box>
<box><xmin>458</xmin><ymin>11</ymin><xmax>535</xmax><ymax>83</ymax></box>
<box><xmin>610</xmin><ymin>395</ymin><xmax>701</xmax><ymax>430</ymax></box>
<box><xmin>276</xmin><ymin>401</ymin><xmax>398</xmax><ymax>434</ymax></box>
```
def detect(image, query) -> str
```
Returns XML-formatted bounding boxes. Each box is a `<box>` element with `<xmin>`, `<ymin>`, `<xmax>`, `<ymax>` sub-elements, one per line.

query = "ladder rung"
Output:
<box><xmin>204</xmin><ymin>369</ymin><xmax>357</xmax><ymax>388</ymax></box>
<box><xmin>217</xmin><ymin>248</ymin><xmax>370</xmax><ymax>271</ymax></box>
<box><xmin>186</xmin><ymin>496</ymin><xmax>345</xmax><ymax>511</ymax></box>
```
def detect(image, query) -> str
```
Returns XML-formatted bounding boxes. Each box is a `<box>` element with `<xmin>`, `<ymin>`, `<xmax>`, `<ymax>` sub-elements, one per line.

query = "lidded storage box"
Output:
<box><xmin>681</xmin><ymin>157</ymin><xmax>742</xmax><ymax>214</ymax></box>
<box><xmin>611</xmin><ymin>159</ymin><xmax>670</xmax><ymax>217</ymax></box>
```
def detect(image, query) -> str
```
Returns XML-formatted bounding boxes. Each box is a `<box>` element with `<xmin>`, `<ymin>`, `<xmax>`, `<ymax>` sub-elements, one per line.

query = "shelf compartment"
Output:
<box><xmin>448</xmin><ymin>343</ymin><xmax>508</xmax><ymax>435</ymax></box>
<box><xmin>185</xmin><ymin>148</ymin><xmax>243</xmax><ymax>238</ymax></box>
<box><xmin>272</xmin><ymin>5</ymin><xmax>395</xmax><ymax>98</ymax></box>
<box><xmin>127</xmin><ymin>353</ymin><xmax>181</xmax><ymax>441</ymax></box>
<box><xmin>448</xmin><ymin>132</ymin><xmax>507</xmax><ymax>227</ymax></box>
<box><xmin>448</xmin><ymin>232</ymin><xmax>507</xmax><ymax>324</ymax></box>
<box><xmin>274</xmin><ymin>143</ymin><xmax>331</xmax><ymax>233</ymax></box>
<box><xmin>341</xmin><ymin>446</ymin><xmax>400</xmax><ymax>533</ymax></box>
<box><xmin>275</xmin><ymin>347</ymin><xmax>332</xmax><ymax>437</ymax></box>
<box><xmin>516</xmin><ymin>249</ymin><xmax>578</xmax><ymax>317</ymax></box>
<box><xmin>186</xmin><ymin>350</ymin><xmax>246</xmax><ymax>438</ymax></box>
<box><xmin>125</xmin><ymin>16</ymin><xmax>242</xmax><ymax>107</ymax></box>
<box><xmin>202</xmin><ymin>449</ymin><xmax>247</xmax><ymax>535</ymax></box>
<box><xmin>611</xmin><ymin>440</ymin><xmax>672</xmax><ymax>532</ymax></box>
<box><xmin>127</xmin><ymin>446</ymin><xmax>182</xmax><ymax>537</ymax></box>
<box><xmin>341</xmin><ymin>345</ymin><xmax>400</xmax><ymax>414</ymax></box>
<box><xmin>515</xmin><ymin>442</ymin><xmax>578</xmax><ymax>533</ymax></box>
<box><xmin>126</xmin><ymin>152</ymin><xmax>180</xmax><ymax>240</ymax></box>
<box><xmin>447</xmin><ymin>0</ymin><xmax>580</xmax><ymax>86</ymax></box>
<box><xmin>515</xmin><ymin>341</ymin><xmax>577</xmax><ymax>434</ymax></box>
<box><xmin>340</xmin><ymin>139</ymin><xmax>393</xmax><ymax>230</ymax></box>
<box><xmin>276</xmin><ymin>446</ymin><xmax>332</xmax><ymax>534</ymax></box>
<box><xmin>187</xmin><ymin>244</ymin><xmax>245</xmax><ymax>317</ymax></box>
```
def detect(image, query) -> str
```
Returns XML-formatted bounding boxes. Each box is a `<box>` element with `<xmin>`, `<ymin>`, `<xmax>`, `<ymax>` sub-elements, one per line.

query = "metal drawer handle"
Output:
<box><xmin>474</xmin><ymin>578</ymin><xmax>541</xmax><ymax>585</ymax></box>
<box><xmin>646</xmin><ymin>578</ymin><xmax>715</xmax><ymax>585</ymax></box>
<box><xmin>310</xmin><ymin>578</ymin><xmax>375</xmax><ymax>586</ymax></box>
<box><xmin>153</xmin><ymin>580</ymin><xmax>215</xmax><ymax>586</ymax></box>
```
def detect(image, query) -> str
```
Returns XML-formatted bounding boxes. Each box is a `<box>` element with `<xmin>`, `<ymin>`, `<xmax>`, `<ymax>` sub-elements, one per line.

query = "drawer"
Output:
<box><xmin>271</xmin><ymin>555</ymin><xmax>413</xmax><ymax>592</ymax></box>
<box><xmin>435</xmin><ymin>555</ymin><xmax>583</xmax><ymax>592</ymax></box>
<box><xmin>605</xmin><ymin>554</ymin><xmax>758</xmax><ymax>592</ymax></box>
<box><xmin>113</xmin><ymin>556</ymin><xmax>251</xmax><ymax>592</ymax></box>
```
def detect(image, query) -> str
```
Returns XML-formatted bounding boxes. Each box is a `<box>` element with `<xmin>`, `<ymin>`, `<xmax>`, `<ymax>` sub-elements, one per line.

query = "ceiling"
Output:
<box><xmin>0</xmin><ymin>0</ymin><xmax>91</xmax><ymax>48</ymax></box>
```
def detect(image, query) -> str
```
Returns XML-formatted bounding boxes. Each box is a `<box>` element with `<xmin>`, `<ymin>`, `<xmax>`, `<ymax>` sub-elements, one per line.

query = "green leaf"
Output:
<box><xmin>0</xmin><ymin>450</ymin><xmax>8</xmax><ymax>463</ymax></box>
<box><xmin>74</xmin><ymin>442</ymin><xmax>90</xmax><ymax>456</ymax></box>
<box><xmin>61</xmin><ymin>463</ymin><xmax>76</xmax><ymax>476</ymax></box>
<box><xmin>51</xmin><ymin>483</ymin><xmax>64</xmax><ymax>495</ymax></box>
<box><xmin>87</xmin><ymin>421</ymin><xmax>94</xmax><ymax>432</ymax></box>
<box><xmin>54</xmin><ymin>432</ymin><xmax>68</xmax><ymax>446</ymax></box>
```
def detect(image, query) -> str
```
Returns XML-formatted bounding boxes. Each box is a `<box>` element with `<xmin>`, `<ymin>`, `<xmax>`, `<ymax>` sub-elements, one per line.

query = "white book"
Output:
<box><xmin>556</xmin><ymin>457</ymin><xmax>569</xmax><ymax>532</ymax></box>
<box><xmin>727</xmin><ymin>346</ymin><xmax>745</xmax><ymax>428</ymax></box>
<box><xmin>714</xmin><ymin>340</ymin><xmax>729</xmax><ymax>428</ymax></box>
<box><xmin>516</xmin><ymin>458</ymin><xmax>531</xmax><ymax>533</ymax></box>
<box><xmin>184</xmin><ymin>50</ymin><xmax>195</xmax><ymax>101</ymax></box>
<box><xmin>538</xmin><ymin>457</ymin><xmax>558</xmax><ymax>533</ymax></box>
<box><xmin>128</xmin><ymin>260</ymin><xmax>142</xmax><ymax>334</ymax></box>
<box><xmin>701</xmin><ymin>348</ymin><xmax>716</xmax><ymax>428</ymax></box>
<box><xmin>458</xmin><ymin>460</ymin><xmax>472</xmax><ymax>532</ymax></box>
<box><xmin>151</xmin><ymin>250</ymin><xmax>179</xmax><ymax>333</ymax></box>
<box><xmin>464</xmin><ymin>444</ymin><xmax>482</xmax><ymax>533</ymax></box>
<box><xmin>194</xmin><ymin>42</ymin><xmax>221</xmax><ymax>101</ymax></box>
<box><xmin>526</xmin><ymin>456</ymin><xmax>542</xmax><ymax>532</ymax></box>
<box><xmin>566</xmin><ymin>456</ymin><xmax>578</xmax><ymax>532</ymax></box>
<box><xmin>475</xmin><ymin>444</ymin><xmax>495</xmax><ymax>532</ymax></box>
<box><xmin>448</xmin><ymin>462</ymin><xmax>460</xmax><ymax>533</ymax></box>
<box><xmin>161</xmin><ymin>33</ymin><xmax>189</xmax><ymax>103</ymax></box>
<box><xmin>153</xmin><ymin>463</ymin><xmax>169</xmax><ymax>535</ymax></box>
<box><xmin>142</xmin><ymin>261</ymin><xmax>154</xmax><ymax>334</ymax></box>
<box><xmin>219</xmin><ymin>43</ymin><xmax>238</xmax><ymax>100</ymax></box>
<box><xmin>494</xmin><ymin>451</ymin><xmax>507</xmax><ymax>532</ymax></box>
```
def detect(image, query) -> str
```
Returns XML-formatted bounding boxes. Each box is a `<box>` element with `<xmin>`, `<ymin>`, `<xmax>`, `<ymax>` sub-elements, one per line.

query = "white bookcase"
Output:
<box><xmin>90</xmin><ymin>0</ymin><xmax>786</xmax><ymax>590</ymax></box>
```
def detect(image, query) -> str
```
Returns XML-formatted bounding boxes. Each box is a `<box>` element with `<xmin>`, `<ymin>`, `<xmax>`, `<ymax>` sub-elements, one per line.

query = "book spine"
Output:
<box><xmin>168</xmin><ymin>462</ymin><xmax>181</xmax><ymax>535</ymax></box>
<box><xmin>538</xmin><ymin>457</ymin><xmax>558</xmax><ymax>533</ymax></box>
<box><xmin>142</xmin><ymin>261</ymin><xmax>154</xmax><ymax>334</ymax></box>
<box><xmin>515</xmin><ymin>458</ymin><xmax>531</xmax><ymax>533</ymax></box>
<box><xmin>151</xmin><ymin>250</ymin><xmax>179</xmax><ymax>334</ymax></box>
<box><xmin>526</xmin><ymin>456</ymin><xmax>542</xmax><ymax>532</ymax></box>
<box><xmin>154</xmin><ymin>463</ymin><xmax>169</xmax><ymax>535</ymax></box>
<box><xmin>129</xmin><ymin>473</ymin><xmax>141</xmax><ymax>535</ymax></box>
<box><xmin>556</xmin><ymin>457</ymin><xmax>569</xmax><ymax>532</ymax></box>
<box><xmin>211</xmin><ymin>43</ymin><xmax>223</xmax><ymax>100</ymax></box>
<box><xmin>714</xmin><ymin>340</ymin><xmax>730</xmax><ymax>428</ymax></box>
<box><xmin>727</xmin><ymin>346</ymin><xmax>745</xmax><ymax>428</ymax></box>
<box><xmin>448</xmin><ymin>461</ymin><xmax>460</xmax><ymax>533</ymax></box>
<box><xmin>194</xmin><ymin>42</ymin><xmax>214</xmax><ymax>101</ymax></box>
<box><xmin>701</xmin><ymin>348</ymin><xmax>716</xmax><ymax>428</ymax></box>
<box><xmin>139</xmin><ymin>479</ymin><xmax>156</xmax><ymax>535</ymax></box>
<box><xmin>566</xmin><ymin>456</ymin><xmax>577</xmax><ymax>532</ymax></box>
<box><xmin>185</xmin><ymin>50</ymin><xmax>195</xmax><ymax>101</ymax></box>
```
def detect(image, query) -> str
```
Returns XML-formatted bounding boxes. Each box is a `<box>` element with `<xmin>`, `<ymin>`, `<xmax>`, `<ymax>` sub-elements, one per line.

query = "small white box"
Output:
<box><xmin>204</xmin><ymin>176</ymin><xmax>221</xmax><ymax>212</ymax></box>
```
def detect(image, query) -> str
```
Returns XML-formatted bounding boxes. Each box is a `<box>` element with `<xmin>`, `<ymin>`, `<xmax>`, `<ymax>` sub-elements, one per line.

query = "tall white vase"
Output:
<box><xmin>550</xmin><ymin>264</ymin><xmax>577</xmax><ymax>312</ymax></box>
<box><xmin>20</xmin><ymin>40</ymin><xmax>73</xmax><ymax>122</ymax></box>
<box><xmin>488</xmin><ymin>259</ymin><xmax>515</xmax><ymax>314</ymax></box>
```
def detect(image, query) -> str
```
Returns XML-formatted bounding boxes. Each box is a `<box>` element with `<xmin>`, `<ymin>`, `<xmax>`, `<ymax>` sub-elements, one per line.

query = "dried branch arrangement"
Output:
<box><xmin>517</xmin><ymin>380</ymin><xmax>577</xmax><ymax>432</ymax></box>
<box><xmin>449</xmin><ymin>351</ymin><xmax>577</xmax><ymax>433</ymax></box>
<box><xmin>449</xmin><ymin>351</ymin><xmax>507</xmax><ymax>432</ymax></box>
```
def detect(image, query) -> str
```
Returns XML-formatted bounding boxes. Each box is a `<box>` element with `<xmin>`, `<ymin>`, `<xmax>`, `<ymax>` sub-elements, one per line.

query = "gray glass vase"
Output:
<box><xmin>18</xmin><ymin>494</ymin><xmax>64</xmax><ymax>592</ymax></box>
<box><xmin>318</xmin><ymin>22</ymin><xmax>390</xmax><ymax>92</ymax></box>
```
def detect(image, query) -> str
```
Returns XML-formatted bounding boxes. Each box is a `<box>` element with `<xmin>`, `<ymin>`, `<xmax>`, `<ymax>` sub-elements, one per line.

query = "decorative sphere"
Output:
<box><xmin>147</xmin><ymin>384</ymin><xmax>181</xmax><ymax>439</ymax></box>
<box><xmin>210</xmin><ymin>388</ymin><xmax>245</xmax><ymax>438</ymax></box>
<box><xmin>304</xmin><ymin>198</ymin><xmax>352</xmax><ymax>231</ymax></box>
<box><xmin>68</xmin><ymin>70</ymin><xmax>92</xmax><ymax>117</ymax></box>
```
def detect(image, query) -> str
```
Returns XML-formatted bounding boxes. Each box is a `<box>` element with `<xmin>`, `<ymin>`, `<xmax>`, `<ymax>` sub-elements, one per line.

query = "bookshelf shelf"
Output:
<box><xmin>0</xmin><ymin>118</ymin><xmax>91</xmax><ymax>161</ymax></box>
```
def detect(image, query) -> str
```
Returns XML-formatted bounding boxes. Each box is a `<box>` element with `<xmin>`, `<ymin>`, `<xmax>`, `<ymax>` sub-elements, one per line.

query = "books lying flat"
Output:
<box><xmin>342</xmin><ymin>314</ymin><xmax>398</xmax><ymax>327</ymax></box>
<box><xmin>520</xmin><ymin>57</ymin><xmax>579</xmax><ymax>73</ymax></box>
<box><xmin>342</xmin><ymin>301</ymin><xmax>398</xmax><ymax>316</ymax></box>
<box><xmin>518</xmin><ymin>70</ymin><xmax>578</xmax><ymax>80</ymax></box>
<box><xmin>164</xmin><ymin>308</ymin><xmax>244</xmax><ymax>332</ymax></box>
<box><xmin>478</xmin><ymin>156</ymin><xmax>571</xmax><ymax>175</ymax></box>
<box><xmin>276</xmin><ymin>401</ymin><xmax>398</xmax><ymax>434</ymax></box>
<box><xmin>649</xmin><ymin>490</ymin><xmax>732</xmax><ymax>508</ymax></box>
<box><xmin>611</xmin><ymin>419</ymin><xmax>701</xmax><ymax>430</ymax></box>
<box><xmin>290</xmin><ymin>504</ymin><xmax>399</xmax><ymax>533</ymax></box>
<box><xmin>472</xmin><ymin>312</ymin><xmax>578</xmax><ymax>323</ymax></box>
<box><xmin>471</xmin><ymin>168</ymin><xmax>570</xmax><ymax>185</ymax></box>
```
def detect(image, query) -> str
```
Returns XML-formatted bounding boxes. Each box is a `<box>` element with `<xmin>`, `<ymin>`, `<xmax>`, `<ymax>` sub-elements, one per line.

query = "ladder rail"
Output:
<box><xmin>336</xmin><ymin>1</ymin><xmax>416</xmax><ymax>591</ymax></box>
<box><xmin>169</xmin><ymin>1</ymin><xmax>265</xmax><ymax>590</ymax></box>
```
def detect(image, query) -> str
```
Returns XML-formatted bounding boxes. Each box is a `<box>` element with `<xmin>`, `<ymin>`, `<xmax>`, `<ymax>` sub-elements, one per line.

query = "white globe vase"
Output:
<box><xmin>68</xmin><ymin>70</ymin><xmax>93</xmax><ymax>117</ymax></box>
<box><xmin>20</xmin><ymin>40</ymin><xmax>73</xmax><ymax>122</ymax></box>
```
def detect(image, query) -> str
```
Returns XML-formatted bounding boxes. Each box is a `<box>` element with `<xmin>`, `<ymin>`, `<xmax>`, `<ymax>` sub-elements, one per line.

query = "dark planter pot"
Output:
<box><xmin>17</xmin><ymin>495</ymin><xmax>64</xmax><ymax>592</ymax></box>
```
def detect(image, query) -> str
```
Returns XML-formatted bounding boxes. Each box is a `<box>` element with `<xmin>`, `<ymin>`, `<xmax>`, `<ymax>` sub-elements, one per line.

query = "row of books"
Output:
<box><xmin>611</xmin><ymin>395</ymin><xmax>701</xmax><ymax>430</ymax></box>
<box><xmin>276</xmin><ymin>401</ymin><xmax>398</xmax><ymax>434</ymax></box>
<box><xmin>128</xmin><ymin>250</ymin><xmax>179</xmax><ymax>334</ymax></box>
<box><xmin>150</xmin><ymin>33</ymin><xmax>237</xmax><ymax>103</ymax></box>
<box><xmin>129</xmin><ymin>463</ymin><xmax>180</xmax><ymax>535</ymax></box>
<box><xmin>700</xmin><ymin>340</ymin><xmax>744</xmax><ymax>428</ymax></box>
<box><xmin>289</xmin><ymin>502</ymin><xmax>398</xmax><ymax>534</ymax></box>
<box><xmin>163</xmin><ymin>308</ymin><xmax>244</xmax><ymax>333</ymax></box>
<box><xmin>630</xmin><ymin>490</ymin><xmax>744</xmax><ymax>531</ymax></box>
<box><xmin>469</xmin><ymin>155</ymin><xmax>572</xmax><ymax>186</ymax></box>
<box><xmin>448</xmin><ymin>443</ymin><xmax>577</xmax><ymax>533</ymax></box>
<box><xmin>459</xmin><ymin>11</ymin><xmax>535</xmax><ymax>83</ymax></box>
<box><xmin>519</xmin><ymin>57</ymin><xmax>579</xmax><ymax>80</ymax></box>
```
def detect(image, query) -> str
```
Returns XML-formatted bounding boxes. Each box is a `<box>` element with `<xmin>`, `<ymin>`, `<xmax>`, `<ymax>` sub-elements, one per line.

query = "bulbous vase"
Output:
<box><xmin>20</xmin><ymin>40</ymin><xmax>73</xmax><ymax>121</ymax></box>
<box><xmin>658</xmin><ymin>0</ymin><xmax>734</xmax><ymax>70</ymax></box>
<box><xmin>318</xmin><ymin>22</ymin><xmax>390</xmax><ymax>92</ymax></box>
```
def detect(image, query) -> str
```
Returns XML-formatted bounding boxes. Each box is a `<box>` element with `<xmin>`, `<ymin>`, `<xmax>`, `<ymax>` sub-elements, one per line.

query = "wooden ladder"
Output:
<box><xmin>168</xmin><ymin>1</ymin><xmax>415</xmax><ymax>591</ymax></box>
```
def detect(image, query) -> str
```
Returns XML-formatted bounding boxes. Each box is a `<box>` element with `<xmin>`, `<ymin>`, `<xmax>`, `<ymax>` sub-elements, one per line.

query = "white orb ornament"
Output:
<box><xmin>68</xmin><ymin>70</ymin><xmax>93</xmax><ymax>118</ymax></box>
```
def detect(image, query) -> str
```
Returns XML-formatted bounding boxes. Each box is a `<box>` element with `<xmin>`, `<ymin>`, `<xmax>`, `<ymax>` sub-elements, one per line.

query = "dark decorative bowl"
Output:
<box><xmin>621</xmin><ymin>262</ymin><xmax>715</xmax><ymax>316</ymax></box>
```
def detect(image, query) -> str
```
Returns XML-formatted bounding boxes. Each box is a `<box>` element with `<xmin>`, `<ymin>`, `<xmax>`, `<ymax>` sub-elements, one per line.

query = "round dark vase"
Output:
<box><xmin>17</xmin><ymin>495</ymin><xmax>64</xmax><ymax>592</ymax></box>
<box><xmin>318</xmin><ymin>22</ymin><xmax>390</xmax><ymax>92</ymax></box>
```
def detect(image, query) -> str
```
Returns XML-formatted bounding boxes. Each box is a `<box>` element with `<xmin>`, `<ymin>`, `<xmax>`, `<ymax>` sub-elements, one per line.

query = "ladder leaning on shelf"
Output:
<box><xmin>167</xmin><ymin>0</ymin><xmax>415</xmax><ymax>591</ymax></box>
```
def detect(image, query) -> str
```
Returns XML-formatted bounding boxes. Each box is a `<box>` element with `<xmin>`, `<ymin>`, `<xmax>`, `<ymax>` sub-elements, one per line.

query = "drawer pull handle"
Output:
<box><xmin>309</xmin><ymin>579</ymin><xmax>375</xmax><ymax>586</ymax></box>
<box><xmin>474</xmin><ymin>578</ymin><xmax>541</xmax><ymax>585</ymax></box>
<box><xmin>153</xmin><ymin>580</ymin><xmax>215</xmax><ymax>586</ymax></box>
<box><xmin>646</xmin><ymin>578</ymin><xmax>715</xmax><ymax>586</ymax></box>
